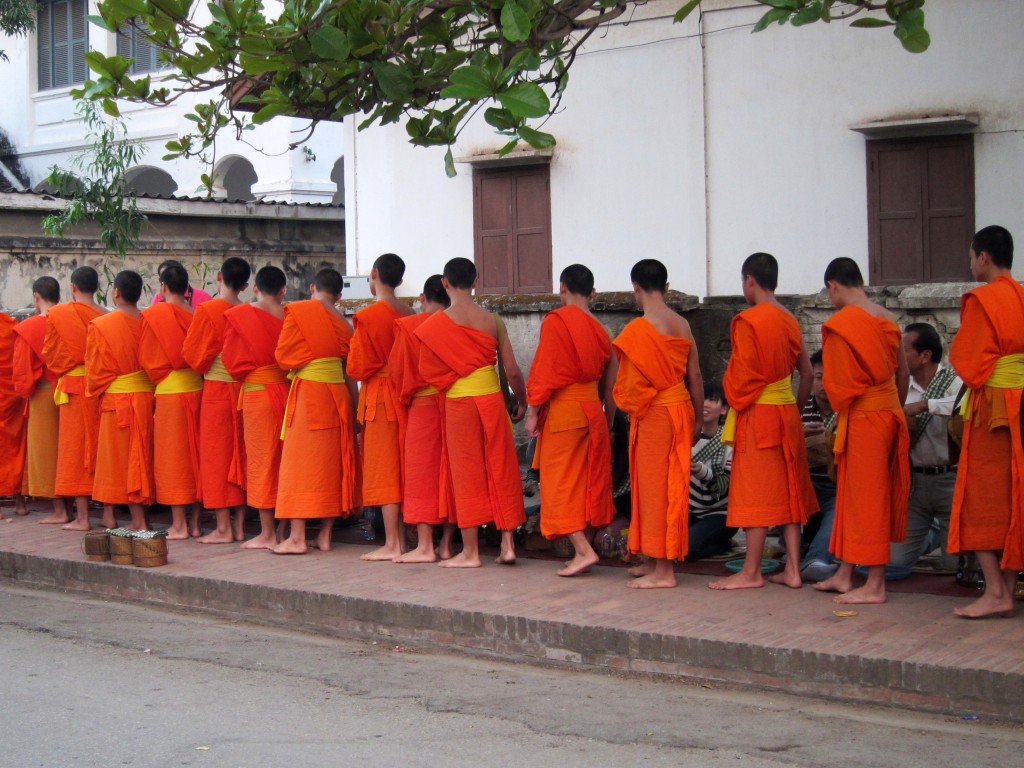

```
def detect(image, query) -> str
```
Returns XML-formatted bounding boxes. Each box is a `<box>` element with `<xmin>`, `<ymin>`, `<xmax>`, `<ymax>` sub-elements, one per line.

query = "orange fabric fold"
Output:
<box><xmin>822</xmin><ymin>305</ymin><xmax>910</xmax><ymax>566</ymax></box>
<box><xmin>724</xmin><ymin>303</ymin><xmax>817</xmax><ymax>528</ymax></box>
<box><xmin>183</xmin><ymin>298</ymin><xmax>245</xmax><ymax>508</ymax></box>
<box><xmin>13</xmin><ymin>315</ymin><xmax>59</xmax><ymax>497</ymax></box>
<box><xmin>613</xmin><ymin>318</ymin><xmax>693</xmax><ymax>561</ymax></box>
<box><xmin>349</xmin><ymin>301</ymin><xmax>404</xmax><ymax>506</ymax></box>
<box><xmin>274</xmin><ymin>300</ymin><xmax>359</xmax><ymax>518</ymax></box>
<box><xmin>415</xmin><ymin>312</ymin><xmax>524</xmax><ymax>530</ymax></box>
<box><xmin>141</xmin><ymin>303</ymin><xmax>201</xmax><ymax>505</ymax></box>
<box><xmin>0</xmin><ymin>313</ymin><xmax>26</xmax><ymax>496</ymax></box>
<box><xmin>86</xmin><ymin>311</ymin><xmax>155</xmax><ymax>505</ymax></box>
<box><xmin>223</xmin><ymin>303</ymin><xmax>287</xmax><ymax>510</ymax></box>
<box><xmin>390</xmin><ymin>312</ymin><xmax>454</xmax><ymax>525</ymax></box>
<box><xmin>948</xmin><ymin>275</ymin><xmax>1024</xmax><ymax>570</ymax></box>
<box><xmin>43</xmin><ymin>302</ymin><xmax>105</xmax><ymax>496</ymax></box>
<box><xmin>527</xmin><ymin>306</ymin><xmax>614</xmax><ymax>538</ymax></box>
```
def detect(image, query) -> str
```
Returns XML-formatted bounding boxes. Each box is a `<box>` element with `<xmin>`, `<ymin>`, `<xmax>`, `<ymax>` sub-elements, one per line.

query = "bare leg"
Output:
<box><xmin>440</xmin><ymin>526</ymin><xmax>482</xmax><ymax>568</ymax></box>
<box><xmin>954</xmin><ymin>550</ymin><xmax>1016</xmax><ymax>619</ymax></box>
<box><xmin>834</xmin><ymin>563</ymin><xmax>886</xmax><ymax>604</ymax></box>
<box><xmin>61</xmin><ymin>496</ymin><xmax>92</xmax><ymax>531</ymax></box>
<box><xmin>241</xmin><ymin>509</ymin><xmax>278</xmax><ymax>550</ymax></box>
<box><xmin>558</xmin><ymin>531</ymin><xmax>599</xmax><ymax>577</ymax></box>
<box><xmin>316</xmin><ymin>518</ymin><xmax>334</xmax><ymax>552</ymax></box>
<box><xmin>127</xmin><ymin>503</ymin><xmax>148</xmax><ymax>532</ymax></box>
<box><xmin>14</xmin><ymin>494</ymin><xmax>29</xmax><ymax>516</ymax></box>
<box><xmin>231</xmin><ymin>506</ymin><xmax>246</xmax><ymax>541</ymax></box>
<box><xmin>276</xmin><ymin>519</ymin><xmax>288</xmax><ymax>543</ymax></box>
<box><xmin>709</xmin><ymin>527</ymin><xmax>767</xmax><ymax>590</ymax></box>
<box><xmin>39</xmin><ymin>498</ymin><xmax>71</xmax><ymax>524</ymax></box>
<box><xmin>395</xmin><ymin>523</ymin><xmax>439</xmax><ymax>563</ymax></box>
<box><xmin>627</xmin><ymin>557</ymin><xmax>653</xmax><ymax>578</ymax></box>
<box><xmin>496</xmin><ymin>530</ymin><xmax>516</xmax><ymax>565</ymax></box>
<box><xmin>167</xmin><ymin>504</ymin><xmax>190</xmax><ymax>540</ymax></box>
<box><xmin>768</xmin><ymin>523</ymin><xmax>803</xmax><ymax>588</ymax></box>
<box><xmin>272</xmin><ymin>518</ymin><xmax>308</xmax><ymax>554</ymax></box>
<box><xmin>100</xmin><ymin>504</ymin><xmax>117</xmax><ymax>529</ymax></box>
<box><xmin>814</xmin><ymin>561</ymin><xmax>856</xmax><ymax>593</ymax></box>
<box><xmin>198</xmin><ymin>508</ymin><xmax>235</xmax><ymax>544</ymax></box>
<box><xmin>436</xmin><ymin>523</ymin><xmax>456</xmax><ymax>560</ymax></box>
<box><xmin>360</xmin><ymin>503</ymin><xmax>405</xmax><ymax>561</ymax></box>
<box><xmin>628</xmin><ymin>557</ymin><xmax>677</xmax><ymax>589</ymax></box>
<box><xmin>188</xmin><ymin>503</ymin><xmax>202</xmax><ymax>538</ymax></box>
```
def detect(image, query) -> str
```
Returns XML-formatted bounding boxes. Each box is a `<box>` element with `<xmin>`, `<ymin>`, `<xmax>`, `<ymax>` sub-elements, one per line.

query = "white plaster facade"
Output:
<box><xmin>343</xmin><ymin>0</ymin><xmax>1024</xmax><ymax>298</ymax></box>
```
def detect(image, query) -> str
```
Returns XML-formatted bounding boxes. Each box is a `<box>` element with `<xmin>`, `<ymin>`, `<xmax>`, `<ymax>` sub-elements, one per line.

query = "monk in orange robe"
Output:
<box><xmin>348</xmin><ymin>253</ymin><xmax>415</xmax><ymax>561</ymax></box>
<box><xmin>140</xmin><ymin>263</ymin><xmax>202</xmax><ymax>540</ymax></box>
<box><xmin>182</xmin><ymin>257</ymin><xmax>251</xmax><ymax>544</ymax></box>
<box><xmin>86</xmin><ymin>270</ymin><xmax>155</xmax><ymax>531</ymax></box>
<box><xmin>273</xmin><ymin>268</ymin><xmax>360</xmax><ymax>554</ymax></box>
<box><xmin>814</xmin><ymin>257</ymin><xmax>910</xmax><ymax>604</ymax></box>
<box><xmin>13</xmin><ymin>277</ymin><xmax>66</xmax><ymax>524</ymax></box>
<box><xmin>390</xmin><ymin>275</ymin><xmax>456</xmax><ymax>563</ymax></box>
<box><xmin>710</xmin><ymin>253</ymin><xmax>817</xmax><ymax>590</ymax></box>
<box><xmin>613</xmin><ymin>259</ymin><xmax>702</xmax><ymax>589</ymax></box>
<box><xmin>948</xmin><ymin>225</ymin><xmax>1024</xmax><ymax>619</ymax></box>
<box><xmin>0</xmin><ymin>311</ymin><xmax>27</xmax><ymax>518</ymax></box>
<box><xmin>524</xmin><ymin>264</ymin><xmax>616</xmax><ymax>577</ymax></box>
<box><xmin>42</xmin><ymin>266</ymin><xmax>108</xmax><ymax>530</ymax></box>
<box><xmin>415</xmin><ymin>258</ymin><xmax>527</xmax><ymax>568</ymax></box>
<box><xmin>223</xmin><ymin>266</ymin><xmax>289</xmax><ymax>550</ymax></box>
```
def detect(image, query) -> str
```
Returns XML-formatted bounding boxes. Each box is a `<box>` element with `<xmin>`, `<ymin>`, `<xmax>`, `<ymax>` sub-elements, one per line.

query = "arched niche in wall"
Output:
<box><xmin>212</xmin><ymin>155</ymin><xmax>258</xmax><ymax>202</ymax></box>
<box><xmin>124</xmin><ymin>166</ymin><xmax>179</xmax><ymax>198</ymax></box>
<box><xmin>330</xmin><ymin>156</ymin><xmax>345</xmax><ymax>207</ymax></box>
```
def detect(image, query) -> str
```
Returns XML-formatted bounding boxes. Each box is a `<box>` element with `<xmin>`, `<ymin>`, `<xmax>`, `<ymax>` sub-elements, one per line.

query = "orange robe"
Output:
<box><xmin>348</xmin><ymin>301</ymin><xmax>404</xmax><ymax>507</ymax></box>
<box><xmin>612</xmin><ymin>318</ymin><xmax>693</xmax><ymax>561</ymax></box>
<box><xmin>140</xmin><ymin>304</ymin><xmax>202</xmax><ymax>505</ymax></box>
<box><xmin>822</xmin><ymin>306</ymin><xmax>910</xmax><ymax>566</ymax></box>
<box><xmin>223</xmin><ymin>303</ymin><xmax>288</xmax><ymax>510</ymax></box>
<box><xmin>527</xmin><ymin>305</ymin><xmax>615</xmax><ymax>538</ymax></box>
<box><xmin>0</xmin><ymin>313</ymin><xmax>26</xmax><ymax>496</ymax></box>
<box><xmin>43</xmin><ymin>302</ymin><xmax>104</xmax><ymax>497</ymax></box>
<box><xmin>86</xmin><ymin>312</ymin><xmax>155</xmax><ymax>505</ymax></box>
<box><xmin>275</xmin><ymin>300</ymin><xmax>359</xmax><ymax>518</ymax></box>
<box><xmin>182</xmin><ymin>298</ymin><xmax>245</xmax><ymax>509</ymax></box>
<box><xmin>948</xmin><ymin>275</ymin><xmax>1024</xmax><ymax>570</ymax></box>
<box><xmin>415</xmin><ymin>312</ymin><xmax>525</xmax><ymax>531</ymax></box>
<box><xmin>389</xmin><ymin>312</ymin><xmax>453</xmax><ymax>526</ymax></box>
<box><xmin>723</xmin><ymin>303</ymin><xmax>817</xmax><ymax>527</ymax></box>
<box><xmin>13</xmin><ymin>315</ymin><xmax>59</xmax><ymax>498</ymax></box>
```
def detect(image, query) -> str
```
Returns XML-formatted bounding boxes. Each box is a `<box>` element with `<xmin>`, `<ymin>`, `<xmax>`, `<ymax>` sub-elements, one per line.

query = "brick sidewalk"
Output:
<box><xmin>1</xmin><ymin>511</ymin><xmax>1022</xmax><ymax>722</ymax></box>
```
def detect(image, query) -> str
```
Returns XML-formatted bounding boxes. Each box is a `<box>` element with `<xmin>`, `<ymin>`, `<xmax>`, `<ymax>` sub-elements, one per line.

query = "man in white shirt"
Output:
<box><xmin>891</xmin><ymin>323</ymin><xmax>962</xmax><ymax>571</ymax></box>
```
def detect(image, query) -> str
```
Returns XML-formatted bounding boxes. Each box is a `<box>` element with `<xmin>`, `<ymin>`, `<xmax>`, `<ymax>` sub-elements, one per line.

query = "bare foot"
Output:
<box><xmin>627</xmin><ymin>573</ymin><xmax>677</xmax><ymax>589</ymax></box>
<box><xmin>769</xmin><ymin>571</ymin><xmax>803</xmax><ymax>589</ymax></box>
<box><xmin>197</xmin><ymin>530</ymin><xmax>235</xmax><ymax>544</ymax></box>
<box><xmin>394</xmin><ymin>549</ymin><xmax>438</xmax><ymax>564</ymax></box>
<box><xmin>557</xmin><ymin>551</ymin><xmax>598</xmax><ymax>577</ymax></box>
<box><xmin>439</xmin><ymin>552</ymin><xmax>482</xmax><ymax>568</ymax></box>
<box><xmin>708</xmin><ymin>571</ymin><xmax>765</xmax><ymax>590</ymax></box>
<box><xmin>953</xmin><ymin>593</ymin><xmax>1015</xmax><ymax>619</ymax></box>
<box><xmin>813</xmin><ymin>574</ymin><xmax>854</xmax><ymax>594</ymax></box>
<box><xmin>360</xmin><ymin>545</ymin><xmax>401</xmax><ymax>561</ymax></box>
<box><xmin>833</xmin><ymin>584</ymin><xmax>886</xmax><ymax>604</ymax></box>
<box><xmin>240</xmin><ymin>534</ymin><xmax>278</xmax><ymax>551</ymax></box>
<box><xmin>15</xmin><ymin>502</ymin><xmax>29</xmax><ymax>516</ymax></box>
<box><xmin>627</xmin><ymin>560</ymin><xmax>653</xmax><ymax>578</ymax></box>
<box><xmin>166</xmin><ymin>526</ymin><xmax>190</xmax><ymax>541</ymax></box>
<box><xmin>272</xmin><ymin>539</ymin><xmax>308</xmax><ymax>555</ymax></box>
<box><xmin>436</xmin><ymin>545</ymin><xmax>454</xmax><ymax>561</ymax></box>
<box><xmin>61</xmin><ymin>520</ymin><xmax>92</xmax><ymax>532</ymax></box>
<box><xmin>188</xmin><ymin>525</ymin><xmax>202</xmax><ymax>538</ymax></box>
<box><xmin>39</xmin><ymin>512</ymin><xmax>71</xmax><ymax>525</ymax></box>
<box><xmin>495</xmin><ymin>553</ymin><xmax>517</xmax><ymax>565</ymax></box>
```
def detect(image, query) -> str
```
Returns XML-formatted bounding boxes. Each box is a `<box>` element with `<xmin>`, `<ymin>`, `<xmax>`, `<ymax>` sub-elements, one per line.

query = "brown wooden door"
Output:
<box><xmin>867</xmin><ymin>135</ymin><xmax>974</xmax><ymax>285</ymax></box>
<box><xmin>473</xmin><ymin>165</ymin><xmax>552</xmax><ymax>294</ymax></box>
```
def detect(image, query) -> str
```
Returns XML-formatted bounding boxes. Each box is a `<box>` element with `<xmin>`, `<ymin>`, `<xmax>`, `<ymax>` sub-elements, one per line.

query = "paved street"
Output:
<box><xmin>2</xmin><ymin>585</ymin><xmax>1021</xmax><ymax>768</ymax></box>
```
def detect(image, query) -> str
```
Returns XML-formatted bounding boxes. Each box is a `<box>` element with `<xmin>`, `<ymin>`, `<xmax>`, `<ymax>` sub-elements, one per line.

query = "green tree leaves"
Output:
<box><xmin>752</xmin><ymin>0</ymin><xmax>931</xmax><ymax>53</ymax></box>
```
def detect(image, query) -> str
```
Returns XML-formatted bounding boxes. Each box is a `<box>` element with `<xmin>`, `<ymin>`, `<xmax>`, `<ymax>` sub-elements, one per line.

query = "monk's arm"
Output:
<box><xmin>600</xmin><ymin>353</ymin><xmax>619</xmax><ymax>431</ymax></box>
<box><xmin>794</xmin><ymin>345</ymin><xmax>812</xmax><ymax>411</ymax></box>
<box><xmin>895</xmin><ymin>333</ymin><xmax>910</xmax><ymax>405</ymax></box>
<box><xmin>500</xmin><ymin>332</ymin><xmax>528</xmax><ymax>421</ymax></box>
<box><xmin>685</xmin><ymin>342</ymin><xmax>704</xmax><ymax>443</ymax></box>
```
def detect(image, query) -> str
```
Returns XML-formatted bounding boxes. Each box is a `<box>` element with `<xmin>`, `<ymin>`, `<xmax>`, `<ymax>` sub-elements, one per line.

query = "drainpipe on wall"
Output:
<box><xmin>700</xmin><ymin>9</ymin><xmax>712</xmax><ymax>300</ymax></box>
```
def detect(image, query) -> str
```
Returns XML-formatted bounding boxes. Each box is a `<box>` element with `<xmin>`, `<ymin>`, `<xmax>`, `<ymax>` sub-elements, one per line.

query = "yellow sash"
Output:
<box><xmin>414</xmin><ymin>385</ymin><xmax>439</xmax><ymax>398</ymax></box>
<box><xmin>722</xmin><ymin>376</ymin><xmax>795</xmax><ymax>445</ymax></box>
<box><xmin>54</xmin><ymin>363</ymin><xmax>86</xmax><ymax>405</ymax></box>
<box><xmin>280</xmin><ymin>357</ymin><xmax>345</xmax><ymax>439</ymax></box>
<box><xmin>550</xmin><ymin>381</ymin><xmax>600</xmax><ymax>403</ymax></box>
<box><xmin>203</xmin><ymin>354</ymin><xmax>235</xmax><ymax>383</ymax></box>
<box><xmin>446</xmin><ymin>366</ymin><xmax>499</xmax><ymax>398</ymax></box>
<box><xmin>960</xmin><ymin>353</ymin><xmax>1024</xmax><ymax>421</ymax></box>
<box><xmin>155</xmin><ymin>368</ymin><xmax>203</xmax><ymax>395</ymax></box>
<box><xmin>241</xmin><ymin>364</ymin><xmax>290</xmax><ymax>400</ymax></box>
<box><xmin>106</xmin><ymin>370</ymin><xmax>156</xmax><ymax>394</ymax></box>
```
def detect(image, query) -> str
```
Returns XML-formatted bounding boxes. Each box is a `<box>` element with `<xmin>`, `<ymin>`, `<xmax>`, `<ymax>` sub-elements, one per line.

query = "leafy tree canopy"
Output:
<box><xmin>77</xmin><ymin>0</ymin><xmax>930</xmax><ymax>177</ymax></box>
<box><xmin>0</xmin><ymin>0</ymin><xmax>36</xmax><ymax>62</ymax></box>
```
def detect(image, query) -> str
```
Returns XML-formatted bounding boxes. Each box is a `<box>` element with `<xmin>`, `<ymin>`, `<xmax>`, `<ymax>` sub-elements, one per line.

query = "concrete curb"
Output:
<box><xmin>2</xmin><ymin>548</ymin><xmax>1021</xmax><ymax>722</ymax></box>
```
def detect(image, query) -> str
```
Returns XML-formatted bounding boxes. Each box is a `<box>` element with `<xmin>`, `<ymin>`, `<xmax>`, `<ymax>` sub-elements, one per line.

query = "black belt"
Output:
<box><xmin>912</xmin><ymin>464</ymin><xmax>957</xmax><ymax>475</ymax></box>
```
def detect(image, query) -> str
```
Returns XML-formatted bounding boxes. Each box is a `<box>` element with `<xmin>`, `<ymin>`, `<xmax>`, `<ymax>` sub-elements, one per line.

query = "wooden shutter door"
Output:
<box><xmin>512</xmin><ymin>166</ymin><xmax>552</xmax><ymax>294</ymax></box>
<box><xmin>474</xmin><ymin>171</ymin><xmax>513</xmax><ymax>295</ymax></box>
<box><xmin>923</xmin><ymin>139</ymin><xmax>974</xmax><ymax>281</ymax></box>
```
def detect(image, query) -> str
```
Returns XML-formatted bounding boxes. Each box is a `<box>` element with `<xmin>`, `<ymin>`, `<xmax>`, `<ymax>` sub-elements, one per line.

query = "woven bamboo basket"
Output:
<box><xmin>108</xmin><ymin>535</ymin><xmax>135</xmax><ymax>565</ymax></box>
<box><xmin>82</xmin><ymin>531</ymin><xmax>110</xmax><ymax>562</ymax></box>
<box><xmin>132</xmin><ymin>536</ymin><xmax>168</xmax><ymax>567</ymax></box>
